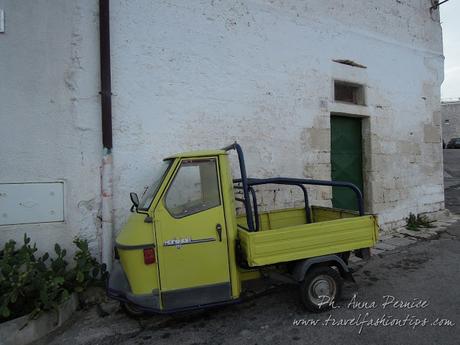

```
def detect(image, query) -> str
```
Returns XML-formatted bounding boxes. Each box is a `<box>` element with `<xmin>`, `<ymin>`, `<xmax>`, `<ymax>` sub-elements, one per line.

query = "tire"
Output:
<box><xmin>122</xmin><ymin>302</ymin><xmax>144</xmax><ymax>317</ymax></box>
<box><xmin>300</xmin><ymin>266</ymin><xmax>343</xmax><ymax>313</ymax></box>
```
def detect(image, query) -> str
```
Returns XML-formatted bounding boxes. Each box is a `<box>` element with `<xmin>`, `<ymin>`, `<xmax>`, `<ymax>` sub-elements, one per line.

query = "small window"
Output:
<box><xmin>165</xmin><ymin>159</ymin><xmax>221</xmax><ymax>218</ymax></box>
<box><xmin>445</xmin><ymin>119</ymin><xmax>450</xmax><ymax>124</ymax></box>
<box><xmin>334</xmin><ymin>81</ymin><xmax>365</xmax><ymax>105</ymax></box>
<box><xmin>138</xmin><ymin>160</ymin><xmax>172</xmax><ymax>210</ymax></box>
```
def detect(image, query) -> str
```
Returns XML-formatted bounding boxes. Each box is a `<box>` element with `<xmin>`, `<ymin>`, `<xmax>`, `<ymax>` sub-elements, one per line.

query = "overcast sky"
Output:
<box><xmin>441</xmin><ymin>1</ymin><xmax>460</xmax><ymax>100</ymax></box>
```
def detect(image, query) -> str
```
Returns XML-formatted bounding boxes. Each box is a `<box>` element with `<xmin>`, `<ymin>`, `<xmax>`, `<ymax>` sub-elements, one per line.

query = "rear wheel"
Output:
<box><xmin>122</xmin><ymin>302</ymin><xmax>144</xmax><ymax>317</ymax></box>
<box><xmin>300</xmin><ymin>266</ymin><xmax>342</xmax><ymax>312</ymax></box>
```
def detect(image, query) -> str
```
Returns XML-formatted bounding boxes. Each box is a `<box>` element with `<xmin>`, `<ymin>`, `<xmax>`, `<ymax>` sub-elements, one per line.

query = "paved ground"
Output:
<box><xmin>35</xmin><ymin>150</ymin><xmax>460</xmax><ymax>345</ymax></box>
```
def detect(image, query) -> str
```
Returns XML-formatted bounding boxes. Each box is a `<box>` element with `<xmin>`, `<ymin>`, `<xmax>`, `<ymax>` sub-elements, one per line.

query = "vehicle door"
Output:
<box><xmin>154</xmin><ymin>157</ymin><xmax>231</xmax><ymax>310</ymax></box>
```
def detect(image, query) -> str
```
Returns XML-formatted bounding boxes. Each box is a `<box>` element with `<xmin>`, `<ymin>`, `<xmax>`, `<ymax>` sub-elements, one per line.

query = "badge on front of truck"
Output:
<box><xmin>163</xmin><ymin>236</ymin><xmax>216</xmax><ymax>249</ymax></box>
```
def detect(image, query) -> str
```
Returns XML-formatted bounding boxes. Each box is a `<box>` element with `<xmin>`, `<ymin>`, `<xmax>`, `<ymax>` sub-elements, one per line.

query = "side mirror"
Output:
<box><xmin>129</xmin><ymin>192</ymin><xmax>151</xmax><ymax>220</ymax></box>
<box><xmin>130</xmin><ymin>192</ymin><xmax>139</xmax><ymax>209</ymax></box>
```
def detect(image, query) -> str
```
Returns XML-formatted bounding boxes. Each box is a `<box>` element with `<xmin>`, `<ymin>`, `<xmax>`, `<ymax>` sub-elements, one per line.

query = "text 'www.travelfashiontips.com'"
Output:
<box><xmin>292</xmin><ymin>294</ymin><xmax>455</xmax><ymax>334</ymax></box>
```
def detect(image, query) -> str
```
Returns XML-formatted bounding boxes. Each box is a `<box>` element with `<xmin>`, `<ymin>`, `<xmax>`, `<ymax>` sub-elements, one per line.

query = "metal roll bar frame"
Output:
<box><xmin>222</xmin><ymin>142</ymin><xmax>364</xmax><ymax>232</ymax></box>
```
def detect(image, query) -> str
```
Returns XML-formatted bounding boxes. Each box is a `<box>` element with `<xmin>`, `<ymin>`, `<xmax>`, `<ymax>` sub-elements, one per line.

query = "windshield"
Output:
<box><xmin>138</xmin><ymin>160</ymin><xmax>172</xmax><ymax>210</ymax></box>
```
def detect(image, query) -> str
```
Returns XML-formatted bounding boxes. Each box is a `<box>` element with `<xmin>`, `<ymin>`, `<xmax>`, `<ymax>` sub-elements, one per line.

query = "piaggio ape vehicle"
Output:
<box><xmin>107</xmin><ymin>143</ymin><xmax>378</xmax><ymax>314</ymax></box>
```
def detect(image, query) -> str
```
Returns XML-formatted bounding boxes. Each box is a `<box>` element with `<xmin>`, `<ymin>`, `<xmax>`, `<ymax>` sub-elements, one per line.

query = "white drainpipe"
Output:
<box><xmin>101</xmin><ymin>147</ymin><xmax>113</xmax><ymax>272</ymax></box>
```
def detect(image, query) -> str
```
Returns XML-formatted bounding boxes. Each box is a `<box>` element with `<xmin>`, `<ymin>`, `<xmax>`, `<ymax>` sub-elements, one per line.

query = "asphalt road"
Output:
<box><xmin>444</xmin><ymin>149</ymin><xmax>460</xmax><ymax>214</ymax></box>
<box><xmin>36</xmin><ymin>150</ymin><xmax>460</xmax><ymax>345</ymax></box>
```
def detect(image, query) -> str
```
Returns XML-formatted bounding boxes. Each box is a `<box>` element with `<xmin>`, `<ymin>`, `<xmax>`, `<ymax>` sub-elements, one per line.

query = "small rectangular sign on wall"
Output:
<box><xmin>0</xmin><ymin>182</ymin><xmax>64</xmax><ymax>226</ymax></box>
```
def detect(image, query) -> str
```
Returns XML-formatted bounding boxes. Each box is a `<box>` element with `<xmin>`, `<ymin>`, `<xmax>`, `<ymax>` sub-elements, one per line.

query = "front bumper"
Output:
<box><xmin>107</xmin><ymin>260</ymin><xmax>240</xmax><ymax>314</ymax></box>
<box><xmin>107</xmin><ymin>260</ymin><xmax>160</xmax><ymax>311</ymax></box>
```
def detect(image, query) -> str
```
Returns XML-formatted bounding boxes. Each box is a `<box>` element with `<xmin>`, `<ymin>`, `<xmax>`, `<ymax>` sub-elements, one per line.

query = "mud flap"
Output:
<box><xmin>354</xmin><ymin>248</ymin><xmax>371</xmax><ymax>260</ymax></box>
<box><xmin>343</xmin><ymin>270</ymin><xmax>355</xmax><ymax>283</ymax></box>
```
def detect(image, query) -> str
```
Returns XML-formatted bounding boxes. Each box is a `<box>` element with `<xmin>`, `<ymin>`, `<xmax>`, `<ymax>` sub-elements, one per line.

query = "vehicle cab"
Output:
<box><xmin>108</xmin><ymin>150</ymin><xmax>242</xmax><ymax>313</ymax></box>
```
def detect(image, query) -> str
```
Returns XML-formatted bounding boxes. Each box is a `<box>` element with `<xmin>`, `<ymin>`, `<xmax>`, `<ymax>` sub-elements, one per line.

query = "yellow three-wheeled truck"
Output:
<box><xmin>108</xmin><ymin>143</ymin><xmax>378</xmax><ymax>314</ymax></box>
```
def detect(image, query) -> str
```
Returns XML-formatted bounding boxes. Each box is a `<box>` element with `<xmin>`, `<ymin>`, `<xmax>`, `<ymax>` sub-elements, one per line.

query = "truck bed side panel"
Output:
<box><xmin>311</xmin><ymin>206</ymin><xmax>358</xmax><ymax>222</ymax></box>
<box><xmin>238</xmin><ymin>215</ymin><xmax>378</xmax><ymax>267</ymax></box>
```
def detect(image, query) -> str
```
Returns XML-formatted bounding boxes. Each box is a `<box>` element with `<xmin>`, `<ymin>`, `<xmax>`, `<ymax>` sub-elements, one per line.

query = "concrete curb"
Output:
<box><xmin>349</xmin><ymin>211</ymin><xmax>460</xmax><ymax>264</ymax></box>
<box><xmin>0</xmin><ymin>293</ymin><xmax>78</xmax><ymax>345</ymax></box>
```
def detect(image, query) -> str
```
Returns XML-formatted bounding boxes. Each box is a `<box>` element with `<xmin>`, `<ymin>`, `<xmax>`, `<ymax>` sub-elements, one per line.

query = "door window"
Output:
<box><xmin>165</xmin><ymin>159</ymin><xmax>221</xmax><ymax>217</ymax></box>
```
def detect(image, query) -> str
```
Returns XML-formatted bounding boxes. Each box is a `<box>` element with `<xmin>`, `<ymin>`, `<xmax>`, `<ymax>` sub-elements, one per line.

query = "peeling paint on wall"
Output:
<box><xmin>0</xmin><ymin>0</ymin><xmax>445</xmax><ymax>256</ymax></box>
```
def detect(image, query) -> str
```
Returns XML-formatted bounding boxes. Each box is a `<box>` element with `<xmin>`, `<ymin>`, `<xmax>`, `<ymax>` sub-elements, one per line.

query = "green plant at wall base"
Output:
<box><xmin>0</xmin><ymin>235</ymin><xmax>107</xmax><ymax>322</ymax></box>
<box><xmin>65</xmin><ymin>238</ymin><xmax>108</xmax><ymax>293</ymax></box>
<box><xmin>405</xmin><ymin>213</ymin><xmax>436</xmax><ymax>231</ymax></box>
<box><xmin>406</xmin><ymin>213</ymin><xmax>419</xmax><ymax>231</ymax></box>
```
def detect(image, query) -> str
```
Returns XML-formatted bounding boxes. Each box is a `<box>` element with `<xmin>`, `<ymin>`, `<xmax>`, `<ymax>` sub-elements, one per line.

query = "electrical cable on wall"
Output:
<box><xmin>431</xmin><ymin>0</ymin><xmax>451</xmax><ymax>10</ymax></box>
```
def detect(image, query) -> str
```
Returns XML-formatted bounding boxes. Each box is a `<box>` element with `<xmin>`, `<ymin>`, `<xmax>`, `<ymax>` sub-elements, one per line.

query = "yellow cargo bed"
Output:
<box><xmin>237</xmin><ymin>206</ymin><xmax>379</xmax><ymax>267</ymax></box>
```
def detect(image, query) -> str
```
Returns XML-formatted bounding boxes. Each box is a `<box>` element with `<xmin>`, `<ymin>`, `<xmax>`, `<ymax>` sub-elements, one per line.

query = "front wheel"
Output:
<box><xmin>300</xmin><ymin>266</ymin><xmax>342</xmax><ymax>313</ymax></box>
<box><xmin>122</xmin><ymin>302</ymin><xmax>144</xmax><ymax>317</ymax></box>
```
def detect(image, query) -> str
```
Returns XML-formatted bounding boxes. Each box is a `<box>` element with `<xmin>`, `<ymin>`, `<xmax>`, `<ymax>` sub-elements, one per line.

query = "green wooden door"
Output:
<box><xmin>330</xmin><ymin>116</ymin><xmax>363</xmax><ymax>211</ymax></box>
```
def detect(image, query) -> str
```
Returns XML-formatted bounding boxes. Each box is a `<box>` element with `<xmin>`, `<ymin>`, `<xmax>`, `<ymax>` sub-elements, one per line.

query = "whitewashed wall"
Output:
<box><xmin>0</xmin><ymin>0</ymin><xmax>444</xmax><ymax>255</ymax></box>
<box><xmin>0</xmin><ymin>1</ymin><xmax>101</xmax><ymax>255</ymax></box>
<box><xmin>109</xmin><ymin>0</ymin><xmax>444</xmax><ymax>231</ymax></box>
